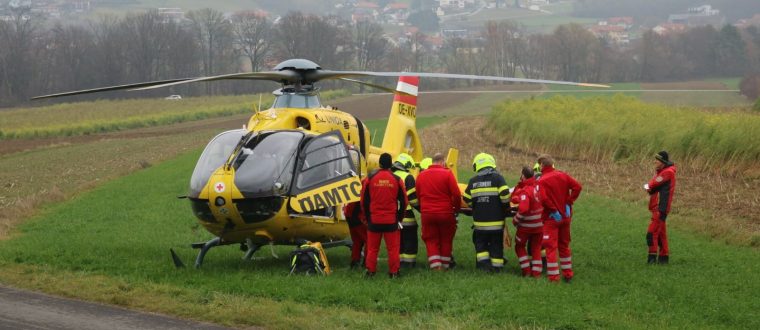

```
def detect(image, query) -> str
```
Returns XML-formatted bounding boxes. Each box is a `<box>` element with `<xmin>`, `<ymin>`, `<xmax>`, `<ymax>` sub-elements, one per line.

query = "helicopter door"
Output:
<box><xmin>289</xmin><ymin>131</ymin><xmax>361</xmax><ymax>214</ymax></box>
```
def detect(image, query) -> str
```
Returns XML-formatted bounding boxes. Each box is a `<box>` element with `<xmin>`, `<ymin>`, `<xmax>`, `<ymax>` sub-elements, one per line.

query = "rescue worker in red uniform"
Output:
<box><xmin>537</xmin><ymin>155</ymin><xmax>582</xmax><ymax>283</ymax></box>
<box><xmin>343</xmin><ymin>199</ymin><xmax>367</xmax><ymax>268</ymax></box>
<box><xmin>644</xmin><ymin>151</ymin><xmax>677</xmax><ymax>265</ymax></box>
<box><xmin>463</xmin><ymin>153</ymin><xmax>510</xmax><ymax>272</ymax></box>
<box><xmin>512</xmin><ymin>166</ymin><xmax>544</xmax><ymax>277</ymax></box>
<box><xmin>361</xmin><ymin>153</ymin><xmax>407</xmax><ymax>278</ymax></box>
<box><xmin>415</xmin><ymin>153</ymin><xmax>461</xmax><ymax>270</ymax></box>
<box><xmin>393</xmin><ymin>153</ymin><xmax>420</xmax><ymax>268</ymax></box>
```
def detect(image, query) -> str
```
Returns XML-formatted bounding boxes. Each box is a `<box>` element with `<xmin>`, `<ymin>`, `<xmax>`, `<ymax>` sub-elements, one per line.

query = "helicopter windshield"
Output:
<box><xmin>189</xmin><ymin>129</ymin><xmax>247</xmax><ymax>198</ymax></box>
<box><xmin>272</xmin><ymin>93</ymin><xmax>321</xmax><ymax>108</ymax></box>
<box><xmin>233</xmin><ymin>131</ymin><xmax>303</xmax><ymax>198</ymax></box>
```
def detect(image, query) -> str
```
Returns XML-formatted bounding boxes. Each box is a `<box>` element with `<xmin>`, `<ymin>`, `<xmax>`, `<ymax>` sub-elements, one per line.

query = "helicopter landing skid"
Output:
<box><xmin>191</xmin><ymin>237</ymin><xmax>221</xmax><ymax>268</ymax></box>
<box><xmin>242</xmin><ymin>238</ymin><xmax>261</xmax><ymax>261</ymax></box>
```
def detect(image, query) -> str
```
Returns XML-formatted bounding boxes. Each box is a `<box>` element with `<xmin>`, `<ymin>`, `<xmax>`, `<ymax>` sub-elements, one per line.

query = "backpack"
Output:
<box><xmin>289</xmin><ymin>243</ymin><xmax>330</xmax><ymax>275</ymax></box>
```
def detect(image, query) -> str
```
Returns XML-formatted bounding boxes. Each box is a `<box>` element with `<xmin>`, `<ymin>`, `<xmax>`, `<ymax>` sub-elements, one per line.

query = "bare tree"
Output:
<box><xmin>483</xmin><ymin>20</ymin><xmax>525</xmax><ymax>78</ymax></box>
<box><xmin>0</xmin><ymin>5</ymin><xmax>41</xmax><ymax>103</ymax></box>
<box><xmin>354</xmin><ymin>21</ymin><xmax>388</xmax><ymax>71</ymax></box>
<box><xmin>551</xmin><ymin>23</ymin><xmax>600</xmax><ymax>82</ymax></box>
<box><xmin>275</xmin><ymin>12</ymin><xmax>342</xmax><ymax>68</ymax></box>
<box><xmin>186</xmin><ymin>8</ymin><xmax>233</xmax><ymax>79</ymax></box>
<box><xmin>231</xmin><ymin>11</ymin><xmax>272</xmax><ymax>72</ymax></box>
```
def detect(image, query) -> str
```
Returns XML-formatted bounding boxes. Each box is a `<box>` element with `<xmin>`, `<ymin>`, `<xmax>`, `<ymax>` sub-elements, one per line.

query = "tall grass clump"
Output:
<box><xmin>0</xmin><ymin>89</ymin><xmax>351</xmax><ymax>140</ymax></box>
<box><xmin>489</xmin><ymin>95</ymin><xmax>760</xmax><ymax>170</ymax></box>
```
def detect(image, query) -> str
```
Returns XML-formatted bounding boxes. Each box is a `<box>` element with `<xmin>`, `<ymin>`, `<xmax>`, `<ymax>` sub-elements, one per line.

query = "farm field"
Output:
<box><xmin>1</xmin><ymin>89</ymin><xmax>758</xmax><ymax>328</ymax></box>
<box><xmin>0</xmin><ymin>90</ymin><xmax>348</xmax><ymax>140</ymax></box>
<box><xmin>546</xmin><ymin>80</ymin><xmax>747</xmax><ymax>107</ymax></box>
<box><xmin>0</xmin><ymin>149</ymin><xmax>757</xmax><ymax>329</ymax></box>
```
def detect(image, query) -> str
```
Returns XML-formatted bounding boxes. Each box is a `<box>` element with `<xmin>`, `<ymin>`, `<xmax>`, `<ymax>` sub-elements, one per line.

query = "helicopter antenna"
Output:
<box><xmin>256</xmin><ymin>93</ymin><xmax>262</xmax><ymax>113</ymax></box>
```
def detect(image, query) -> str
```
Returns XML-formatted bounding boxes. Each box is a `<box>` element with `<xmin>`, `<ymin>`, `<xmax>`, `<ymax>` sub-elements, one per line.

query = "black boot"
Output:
<box><xmin>658</xmin><ymin>255</ymin><xmax>669</xmax><ymax>265</ymax></box>
<box><xmin>364</xmin><ymin>271</ymin><xmax>375</xmax><ymax>278</ymax></box>
<box><xmin>647</xmin><ymin>254</ymin><xmax>657</xmax><ymax>264</ymax></box>
<box><xmin>389</xmin><ymin>272</ymin><xmax>401</xmax><ymax>279</ymax></box>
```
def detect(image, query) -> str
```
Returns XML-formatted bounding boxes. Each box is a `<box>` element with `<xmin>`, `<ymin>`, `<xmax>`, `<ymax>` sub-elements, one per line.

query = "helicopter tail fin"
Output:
<box><xmin>380</xmin><ymin>76</ymin><xmax>423</xmax><ymax>161</ymax></box>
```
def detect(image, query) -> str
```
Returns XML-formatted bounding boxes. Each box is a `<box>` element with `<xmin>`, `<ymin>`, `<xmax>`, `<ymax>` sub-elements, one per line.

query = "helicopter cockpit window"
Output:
<box><xmin>189</xmin><ymin>129</ymin><xmax>247</xmax><ymax>198</ymax></box>
<box><xmin>272</xmin><ymin>93</ymin><xmax>321</xmax><ymax>109</ymax></box>
<box><xmin>233</xmin><ymin>131</ymin><xmax>303</xmax><ymax>198</ymax></box>
<box><xmin>296</xmin><ymin>133</ymin><xmax>355</xmax><ymax>191</ymax></box>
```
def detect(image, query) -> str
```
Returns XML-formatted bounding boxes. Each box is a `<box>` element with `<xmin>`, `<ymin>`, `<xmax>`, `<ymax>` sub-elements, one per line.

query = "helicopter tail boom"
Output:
<box><xmin>380</xmin><ymin>76</ymin><xmax>423</xmax><ymax>162</ymax></box>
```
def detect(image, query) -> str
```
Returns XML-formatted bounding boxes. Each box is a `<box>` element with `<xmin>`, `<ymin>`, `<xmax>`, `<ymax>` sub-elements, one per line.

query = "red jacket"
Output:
<box><xmin>513</xmin><ymin>178</ymin><xmax>544</xmax><ymax>231</ymax></box>
<box><xmin>538</xmin><ymin>166</ymin><xmax>582</xmax><ymax>220</ymax></box>
<box><xmin>647</xmin><ymin>164</ymin><xmax>676</xmax><ymax>214</ymax></box>
<box><xmin>361</xmin><ymin>169</ymin><xmax>407</xmax><ymax>230</ymax></box>
<box><xmin>415</xmin><ymin>164</ymin><xmax>461</xmax><ymax>215</ymax></box>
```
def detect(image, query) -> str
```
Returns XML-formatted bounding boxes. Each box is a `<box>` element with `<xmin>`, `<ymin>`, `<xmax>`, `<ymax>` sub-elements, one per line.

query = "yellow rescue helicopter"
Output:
<box><xmin>33</xmin><ymin>59</ymin><xmax>607</xmax><ymax>269</ymax></box>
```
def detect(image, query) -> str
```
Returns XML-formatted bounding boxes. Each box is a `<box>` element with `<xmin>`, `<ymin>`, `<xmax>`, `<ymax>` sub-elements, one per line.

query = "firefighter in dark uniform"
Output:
<box><xmin>393</xmin><ymin>153</ymin><xmax>420</xmax><ymax>268</ymax></box>
<box><xmin>463</xmin><ymin>153</ymin><xmax>511</xmax><ymax>272</ymax></box>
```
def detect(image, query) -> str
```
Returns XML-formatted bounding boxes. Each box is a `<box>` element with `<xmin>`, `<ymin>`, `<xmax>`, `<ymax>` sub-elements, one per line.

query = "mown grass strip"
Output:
<box><xmin>489</xmin><ymin>95</ymin><xmax>760</xmax><ymax>171</ymax></box>
<box><xmin>0</xmin><ymin>90</ymin><xmax>350</xmax><ymax>140</ymax></box>
<box><xmin>0</xmin><ymin>147</ymin><xmax>757</xmax><ymax>329</ymax></box>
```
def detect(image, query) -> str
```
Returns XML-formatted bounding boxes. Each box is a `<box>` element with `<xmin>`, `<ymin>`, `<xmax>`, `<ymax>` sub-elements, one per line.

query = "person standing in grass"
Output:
<box><xmin>343</xmin><ymin>197</ymin><xmax>368</xmax><ymax>269</ymax></box>
<box><xmin>644</xmin><ymin>151</ymin><xmax>677</xmax><ymax>265</ymax></box>
<box><xmin>463</xmin><ymin>153</ymin><xmax>511</xmax><ymax>272</ymax></box>
<box><xmin>537</xmin><ymin>155</ymin><xmax>582</xmax><ymax>283</ymax></box>
<box><xmin>415</xmin><ymin>153</ymin><xmax>461</xmax><ymax>271</ymax></box>
<box><xmin>392</xmin><ymin>153</ymin><xmax>420</xmax><ymax>269</ymax></box>
<box><xmin>361</xmin><ymin>153</ymin><xmax>407</xmax><ymax>278</ymax></box>
<box><xmin>512</xmin><ymin>166</ymin><xmax>544</xmax><ymax>278</ymax></box>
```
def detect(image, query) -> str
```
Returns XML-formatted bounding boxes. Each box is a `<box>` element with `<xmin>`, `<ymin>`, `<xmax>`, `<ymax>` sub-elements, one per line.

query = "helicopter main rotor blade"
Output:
<box><xmin>313</xmin><ymin>70</ymin><xmax>611</xmax><ymax>88</ymax></box>
<box><xmin>131</xmin><ymin>71</ymin><xmax>300</xmax><ymax>91</ymax></box>
<box><xmin>31</xmin><ymin>78</ymin><xmax>195</xmax><ymax>100</ymax></box>
<box><xmin>338</xmin><ymin>78</ymin><xmax>414</xmax><ymax>96</ymax></box>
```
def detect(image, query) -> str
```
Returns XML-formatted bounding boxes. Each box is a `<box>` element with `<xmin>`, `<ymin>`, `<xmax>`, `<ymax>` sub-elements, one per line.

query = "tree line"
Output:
<box><xmin>2</xmin><ymin>7</ymin><xmax>760</xmax><ymax>107</ymax></box>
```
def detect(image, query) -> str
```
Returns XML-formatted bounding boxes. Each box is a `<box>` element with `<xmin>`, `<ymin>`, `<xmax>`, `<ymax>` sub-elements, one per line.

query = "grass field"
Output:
<box><xmin>546</xmin><ymin>80</ymin><xmax>748</xmax><ymax>107</ymax></box>
<box><xmin>0</xmin><ymin>90</ymin><xmax>349</xmax><ymax>140</ymax></box>
<box><xmin>489</xmin><ymin>95</ymin><xmax>760</xmax><ymax>172</ymax></box>
<box><xmin>0</xmin><ymin>150</ymin><xmax>757</xmax><ymax>329</ymax></box>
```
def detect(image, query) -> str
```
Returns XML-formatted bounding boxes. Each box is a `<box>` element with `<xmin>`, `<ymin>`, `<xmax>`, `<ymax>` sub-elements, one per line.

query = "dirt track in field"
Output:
<box><xmin>0</xmin><ymin>91</ymin><xmax>497</xmax><ymax>156</ymax></box>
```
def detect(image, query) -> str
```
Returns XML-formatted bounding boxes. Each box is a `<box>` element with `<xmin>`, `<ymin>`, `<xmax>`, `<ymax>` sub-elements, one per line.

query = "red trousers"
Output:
<box><xmin>349</xmin><ymin>224</ymin><xmax>368</xmax><ymax>263</ymax></box>
<box><xmin>647</xmin><ymin>211</ymin><xmax>669</xmax><ymax>256</ymax></box>
<box><xmin>421</xmin><ymin>213</ymin><xmax>457</xmax><ymax>269</ymax></box>
<box><xmin>365</xmin><ymin>230</ymin><xmax>400</xmax><ymax>274</ymax></box>
<box><xmin>543</xmin><ymin>218</ymin><xmax>573</xmax><ymax>281</ymax></box>
<box><xmin>515</xmin><ymin>227</ymin><xmax>543</xmax><ymax>277</ymax></box>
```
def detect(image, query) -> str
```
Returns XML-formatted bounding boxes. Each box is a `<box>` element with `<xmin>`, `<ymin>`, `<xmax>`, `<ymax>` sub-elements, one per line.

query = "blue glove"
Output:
<box><xmin>565</xmin><ymin>204</ymin><xmax>572</xmax><ymax>218</ymax></box>
<box><xmin>549</xmin><ymin>211</ymin><xmax>562</xmax><ymax>222</ymax></box>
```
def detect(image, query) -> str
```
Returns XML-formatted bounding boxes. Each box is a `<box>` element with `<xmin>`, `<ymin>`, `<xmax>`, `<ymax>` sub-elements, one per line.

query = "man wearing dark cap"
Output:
<box><xmin>644</xmin><ymin>151</ymin><xmax>677</xmax><ymax>264</ymax></box>
<box><xmin>361</xmin><ymin>153</ymin><xmax>408</xmax><ymax>278</ymax></box>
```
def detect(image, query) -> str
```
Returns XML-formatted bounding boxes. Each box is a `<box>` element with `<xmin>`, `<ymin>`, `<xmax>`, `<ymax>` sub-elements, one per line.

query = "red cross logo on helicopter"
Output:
<box><xmin>214</xmin><ymin>182</ymin><xmax>225</xmax><ymax>193</ymax></box>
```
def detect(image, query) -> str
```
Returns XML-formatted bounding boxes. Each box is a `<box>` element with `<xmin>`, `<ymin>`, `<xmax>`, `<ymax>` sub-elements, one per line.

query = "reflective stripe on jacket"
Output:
<box><xmin>463</xmin><ymin>168</ymin><xmax>510</xmax><ymax>230</ymax></box>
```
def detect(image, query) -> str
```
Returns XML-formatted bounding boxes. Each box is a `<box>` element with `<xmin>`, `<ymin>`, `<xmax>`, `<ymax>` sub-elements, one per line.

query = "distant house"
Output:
<box><xmin>668</xmin><ymin>5</ymin><xmax>725</xmax><ymax>27</ymax></box>
<box><xmin>382</xmin><ymin>2</ymin><xmax>409</xmax><ymax>25</ymax></box>
<box><xmin>736</xmin><ymin>14</ymin><xmax>760</xmax><ymax>28</ymax></box>
<box><xmin>438</xmin><ymin>0</ymin><xmax>476</xmax><ymax>9</ymax></box>
<box><xmin>607</xmin><ymin>16</ymin><xmax>634</xmax><ymax>29</ymax></box>
<box><xmin>589</xmin><ymin>25</ymin><xmax>629</xmax><ymax>45</ymax></box>
<box><xmin>653</xmin><ymin>23</ymin><xmax>687</xmax><ymax>35</ymax></box>
<box><xmin>158</xmin><ymin>7</ymin><xmax>184</xmax><ymax>23</ymax></box>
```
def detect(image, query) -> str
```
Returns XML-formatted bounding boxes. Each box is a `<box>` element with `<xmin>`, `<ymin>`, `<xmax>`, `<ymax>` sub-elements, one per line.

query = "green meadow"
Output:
<box><xmin>0</xmin><ymin>148</ymin><xmax>757</xmax><ymax>329</ymax></box>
